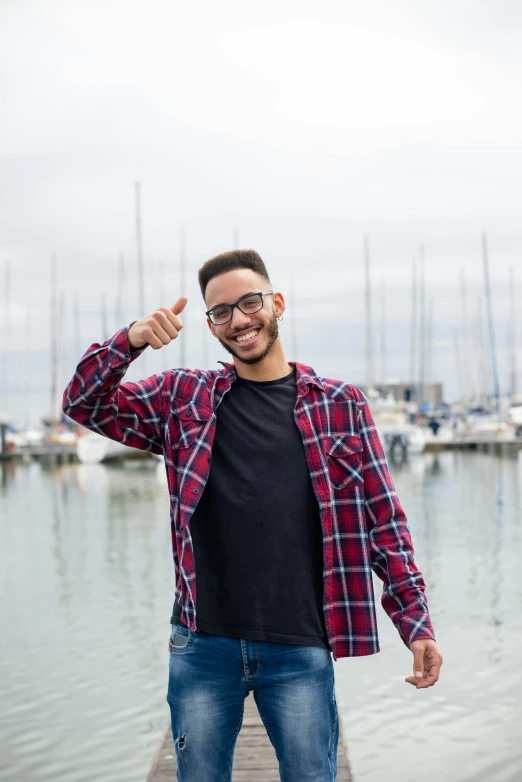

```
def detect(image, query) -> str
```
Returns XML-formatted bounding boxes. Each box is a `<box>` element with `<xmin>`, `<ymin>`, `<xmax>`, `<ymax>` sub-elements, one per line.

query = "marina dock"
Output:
<box><xmin>0</xmin><ymin>444</ymin><xmax>78</xmax><ymax>463</ymax></box>
<box><xmin>147</xmin><ymin>691</ymin><xmax>354</xmax><ymax>781</ymax></box>
<box><xmin>424</xmin><ymin>438</ymin><xmax>521</xmax><ymax>454</ymax></box>
<box><xmin>1</xmin><ymin>437</ymin><xmax>520</xmax><ymax>464</ymax></box>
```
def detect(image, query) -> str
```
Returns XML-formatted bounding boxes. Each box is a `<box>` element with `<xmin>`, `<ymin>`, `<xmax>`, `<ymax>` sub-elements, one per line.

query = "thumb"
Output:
<box><xmin>171</xmin><ymin>295</ymin><xmax>188</xmax><ymax>316</ymax></box>
<box><xmin>413</xmin><ymin>651</ymin><xmax>424</xmax><ymax>679</ymax></box>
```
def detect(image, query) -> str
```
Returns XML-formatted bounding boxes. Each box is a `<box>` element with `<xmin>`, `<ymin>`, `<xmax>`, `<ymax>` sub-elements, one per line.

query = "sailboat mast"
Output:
<box><xmin>101</xmin><ymin>293</ymin><xmax>108</xmax><ymax>342</ymax></box>
<box><xmin>289</xmin><ymin>269</ymin><xmax>298</xmax><ymax>361</ymax></box>
<box><xmin>509</xmin><ymin>265</ymin><xmax>517</xmax><ymax>398</ymax></box>
<box><xmin>73</xmin><ymin>292</ymin><xmax>82</xmax><ymax>362</ymax></box>
<box><xmin>57</xmin><ymin>291</ymin><xmax>65</xmax><ymax>421</ymax></box>
<box><xmin>409</xmin><ymin>254</ymin><xmax>417</xmax><ymax>395</ymax></box>
<box><xmin>364</xmin><ymin>235</ymin><xmax>374</xmax><ymax>391</ymax></box>
<box><xmin>460</xmin><ymin>269</ymin><xmax>471</xmax><ymax>404</ymax></box>
<box><xmin>24</xmin><ymin>297</ymin><xmax>31</xmax><ymax>430</ymax></box>
<box><xmin>452</xmin><ymin>327</ymin><xmax>463</xmax><ymax>403</ymax></box>
<box><xmin>179</xmin><ymin>226</ymin><xmax>186</xmax><ymax>367</ymax></box>
<box><xmin>426</xmin><ymin>298</ymin><xmax>433</xmax><ymax>408</ymax></box>
<box><xmin>482</xmin><ymin>232</ymin><xmax>500</xmax><ymax>414</ymax></box>
<box><xmin>157</xmin><ymin>260</ymin><xmax>167</xmax><ymax>371</ymax></box>
<box><xmin>474</xmin><ymin>293</ymin><xmax>487</xmax><ymax>406</ymax></box>
<box><xmin>115</xmin><ymin>251</ymin><xmax>125</xmax><ymax>330</ymax></box>
<box><xmin>135</xmin><ymin>182</ymin><xmax>145</xmax><ymax>316</ymax></box>
<box><xmin>50</xmin><ymin>255</ymin><xmax>57</xmax><ymax>422</ymax></box>
<box><xmin>2</xmin><ymin>261</ymin><xmax>10</xmax><ymax>416</ymax></box>
<box><xmin>418</xmin><ymin>243</ymin><xmax>426</xmax><ymax>409</ymax></box>
<box><xmin>380</xmin><ymin>278</ymin><xmax>386</xmax><ymax>389</ymax></box>
<box><xmin>135</xmin><ymin>181</ymin><xmax>147</xmax><ymax>374</ymax></box>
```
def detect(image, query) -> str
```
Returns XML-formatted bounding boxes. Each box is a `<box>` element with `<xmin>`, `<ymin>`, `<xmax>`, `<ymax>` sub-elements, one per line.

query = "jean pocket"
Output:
<box><xmin>168</xmin><ymin>621</ymin><xmax>194</xmax><ymax>653</ymax></box>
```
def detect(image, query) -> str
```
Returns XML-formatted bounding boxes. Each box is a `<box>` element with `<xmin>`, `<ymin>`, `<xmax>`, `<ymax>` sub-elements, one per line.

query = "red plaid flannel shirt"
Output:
<box><xmin>63</xmin><ymin>323</ymin><xmax>436</xmax><ymax>660</ymax></box>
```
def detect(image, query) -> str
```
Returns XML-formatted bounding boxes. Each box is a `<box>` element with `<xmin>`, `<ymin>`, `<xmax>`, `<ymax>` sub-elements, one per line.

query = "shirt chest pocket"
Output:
<box><xmin>167</xmin><ymin>399</ymin><xmax>214</xmax><ymax>450</ymax></box>
<box><xmin>325</xmin><ymin>434</ymin><xmax>364</xmax><ymax>490</ymax></box>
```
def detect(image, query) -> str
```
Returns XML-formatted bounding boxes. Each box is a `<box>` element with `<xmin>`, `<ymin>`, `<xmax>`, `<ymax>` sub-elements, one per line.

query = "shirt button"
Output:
<box><xmin>193</xmin><ymin>489</ymin><xmax>199</xmax><ymax>495</ymax></box>
<box><xmin>208</xmin><ymin>456</ymin><xmax>212</xmax><ymax>462</ymax></box>
<box><xmin>186</xmin><ymin>410</ymin><xmax>192</xmax><ymax>416</ymax></box>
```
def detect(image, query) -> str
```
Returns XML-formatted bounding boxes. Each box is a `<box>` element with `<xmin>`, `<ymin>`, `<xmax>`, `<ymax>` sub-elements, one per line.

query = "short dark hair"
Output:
<box><xmin>198</xmin><ymin>249</ymin><xmax>271</xmax><ymax>300</ymax></box>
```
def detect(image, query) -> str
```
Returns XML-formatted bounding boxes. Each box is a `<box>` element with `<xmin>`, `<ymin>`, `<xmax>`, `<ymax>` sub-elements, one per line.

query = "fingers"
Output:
<box><xmin>404</xmin><ymin>660</ymin><xmax>442</xmax><ymax>688</ymax></box>
<box><xmin>405</xmin><ymin>672</ymin><xmax>438</xmax><ymax>689</ymax></box>
<box><xmin>144</xmin><ymin>328</ymin><xmax>166</xmax><ymax>350</ymax></box>
<box><xmin>142</xmin><ymin>313</ymin><xmax>180</xmax><ymax>350</ymax></box>
<box><xmin>406</xmin><ymin>641</ymin><xmax>443</xmax><ymax>689</ymax></box>
<box><xmin>151</xmin><ymin>321</ymin><xmax>178</xmax><ymax>348</ymax></box>
<box><xmin>131</xmin><ymin>299</ymin><xmax>187</xmax><ymax>350</ymax></box>
<box><xmin>156</xmin><ymin>307</ymin><xmax>184</xmax><ymax>337</ymax></box>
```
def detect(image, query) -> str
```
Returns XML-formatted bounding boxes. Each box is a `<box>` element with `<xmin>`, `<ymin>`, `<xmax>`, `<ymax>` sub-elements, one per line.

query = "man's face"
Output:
<box><xmin>205</xmin><ymin>269</ymin><xmax>283</xmax><ymax>365</ymax></box>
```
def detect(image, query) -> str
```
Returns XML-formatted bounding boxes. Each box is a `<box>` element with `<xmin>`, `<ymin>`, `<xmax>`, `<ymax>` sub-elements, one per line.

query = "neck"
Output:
<box><xmin>233</xmin><ymin>340</ymin><xmax>292</xmax><ymax>382</ymax></box>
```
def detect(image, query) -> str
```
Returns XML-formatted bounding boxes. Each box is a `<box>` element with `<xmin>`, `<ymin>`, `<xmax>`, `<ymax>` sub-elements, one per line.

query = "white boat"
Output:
<box><xmin>462</xmin><ymin>413</ymin><xmax>517</xmax><ymax>442</ymax></box>
<box><xmin>423</xmin><ymin>424</ymin><xmax>454</xmax><ymax>446</ymax></box>
<box><xmin>508</xmin><ymin>401</ymin><xmax>522</xmax><ymax>435</ymax></box>
<box><xmin>372</xmin><ymin>409</ymin><xmax>426</xmax><ymax>454</ymax></box>
<box><xmin>76</xmin><ymin>430</ymin><xmax>156</xmax><ymax>464</ymax></box>
<box><xmin>4</xmin><ymin>428</ymin><xmax>46</xmax><ymax>448</ymax></box>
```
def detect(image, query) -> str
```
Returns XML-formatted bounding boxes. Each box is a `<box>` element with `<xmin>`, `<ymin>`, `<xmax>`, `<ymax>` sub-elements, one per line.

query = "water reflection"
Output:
<box><xmin>1</xmin><ymin>452</ymin><xmax>521</xmax><ymax>782</ymax></box>
<box><xmin>0</xmin><ymin>458</ymin><xmax>172</xmax><ymax>782</ymax></box>
<box><xmin>489</xmin><ymin>457</ymin><xmax>504</xmax><ymax>664</ymax></box>
<box><xmin>336</xmin><ymin>449</ymin><xmax>522</xmax><ymax>782</ymax></box>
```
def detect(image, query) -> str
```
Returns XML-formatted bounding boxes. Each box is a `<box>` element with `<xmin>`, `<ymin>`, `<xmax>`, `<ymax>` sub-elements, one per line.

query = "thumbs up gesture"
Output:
<box><xmin>127</xmin><ymin>296</ymin><xmax>188</xmax><ymax>350</ymax></box>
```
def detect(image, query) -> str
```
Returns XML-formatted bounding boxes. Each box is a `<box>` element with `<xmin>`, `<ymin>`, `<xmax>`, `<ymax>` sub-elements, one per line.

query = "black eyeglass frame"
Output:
<box><xmin>205</xmin><ymin>291</ymin><xmax>274</xmax><ymax>325</ymax></box>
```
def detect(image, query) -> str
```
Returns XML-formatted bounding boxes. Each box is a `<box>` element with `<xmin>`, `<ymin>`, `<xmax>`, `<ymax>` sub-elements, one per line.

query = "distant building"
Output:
<box><xmin>360</xmin><ymin>382</ymin><xmax>444</xmax><ymax>408</ymax></box>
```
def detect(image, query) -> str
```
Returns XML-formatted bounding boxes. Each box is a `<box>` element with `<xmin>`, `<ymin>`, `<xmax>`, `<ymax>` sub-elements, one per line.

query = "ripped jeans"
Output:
<box><xmin>166</xmin><ymin>622</ymin><xmax>339</xmax><ymax>782</ymax></box>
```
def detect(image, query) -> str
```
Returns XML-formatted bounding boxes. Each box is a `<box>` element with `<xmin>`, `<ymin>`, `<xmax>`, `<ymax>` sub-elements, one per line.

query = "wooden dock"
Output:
<box><xmin>0</xmin><ymin>444</ymin><xmax>78</xmax><ymax>462</ymax></box>
<box><xmin>147</xmin><ymin>691</ymin><xmax>354</xmax><ymax>781</ymax></box>
<box><xmin>424</xmin><ymin>438</ymin><xmax>521</xmax><ymax>453</ymax></box>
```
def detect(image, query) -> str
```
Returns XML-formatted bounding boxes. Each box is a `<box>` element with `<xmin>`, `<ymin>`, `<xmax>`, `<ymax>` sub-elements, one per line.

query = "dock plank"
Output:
<box><xmin>147</xmin><ymin>691</ymin><xmax>354</xmax><ymax>781</ymax></box>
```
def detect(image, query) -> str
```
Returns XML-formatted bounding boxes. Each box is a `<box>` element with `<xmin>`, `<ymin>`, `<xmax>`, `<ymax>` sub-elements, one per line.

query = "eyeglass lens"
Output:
<box><xmin>211</xmin><ymin>294</ymin><xmax>263</xmax><ymax>324</ymax></box>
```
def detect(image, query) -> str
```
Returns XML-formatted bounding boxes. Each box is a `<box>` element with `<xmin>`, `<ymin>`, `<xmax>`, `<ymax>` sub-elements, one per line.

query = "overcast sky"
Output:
<box><xmin>1</xmin><ymin>0</ymin><xmax>521</xmax><ymax>425</ymax></box>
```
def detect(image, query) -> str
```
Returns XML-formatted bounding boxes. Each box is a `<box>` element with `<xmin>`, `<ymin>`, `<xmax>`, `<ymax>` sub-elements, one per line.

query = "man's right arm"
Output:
<box><xmin>62</xmin><ymin>323</ymin><xmax>167</xmax><ymax>454</ymax></box>
<box><xmin>62</xmin><ymin>298</ymin><xmax>188</xmax><ymax>454</ymax></box>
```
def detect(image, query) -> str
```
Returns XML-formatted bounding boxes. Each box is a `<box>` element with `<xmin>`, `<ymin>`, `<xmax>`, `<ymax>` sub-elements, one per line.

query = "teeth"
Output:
<box><xmin>235</xmin><ymin>329</ymin><xmax>259</xmax><ymax>343</ymax></box>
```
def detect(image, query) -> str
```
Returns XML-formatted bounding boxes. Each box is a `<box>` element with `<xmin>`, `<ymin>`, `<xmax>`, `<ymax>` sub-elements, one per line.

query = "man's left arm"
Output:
<box><xmin>356</xmin><ymin>390</ymin><xmax>443</xmax><ymax>688</ymax></box>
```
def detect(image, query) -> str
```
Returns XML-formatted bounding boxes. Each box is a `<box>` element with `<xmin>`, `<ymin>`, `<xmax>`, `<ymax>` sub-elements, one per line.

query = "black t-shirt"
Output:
<box><xmin>171</xmin><ymin>366</ymin><xmax>330</xmax><ymax>650</ymax></box>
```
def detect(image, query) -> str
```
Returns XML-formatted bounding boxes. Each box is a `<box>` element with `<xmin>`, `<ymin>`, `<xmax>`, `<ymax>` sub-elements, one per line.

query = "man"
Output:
<box><xmin>63</xmin><ymin>249</ymin><xmax>442</xmax><ymax>782</ymax></box>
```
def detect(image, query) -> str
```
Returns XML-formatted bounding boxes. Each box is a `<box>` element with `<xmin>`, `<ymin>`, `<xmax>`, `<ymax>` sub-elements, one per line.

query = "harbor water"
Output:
<box><xmin>1</xmin><ymin>450</ymin><xmax>521</xmax><ymax>782</ymax></box>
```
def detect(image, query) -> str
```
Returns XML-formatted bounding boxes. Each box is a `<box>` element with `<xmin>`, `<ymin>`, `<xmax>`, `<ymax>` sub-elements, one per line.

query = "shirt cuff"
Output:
<box><xmin>107</xmin><ymin>323</ymin><xmax>148</xmax><ymax>369</ymax></box>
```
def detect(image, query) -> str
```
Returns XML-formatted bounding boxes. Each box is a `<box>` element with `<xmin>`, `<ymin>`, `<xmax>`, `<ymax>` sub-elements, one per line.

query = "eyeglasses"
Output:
<box><xmin>206</xmin><ymin>291</ymin><xmax>274</xmax><ymax>326</ymax></box>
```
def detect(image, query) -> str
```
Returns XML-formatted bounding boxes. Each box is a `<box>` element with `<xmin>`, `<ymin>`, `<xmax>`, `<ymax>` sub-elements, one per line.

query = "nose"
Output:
<box><xmin>229</xmin><ymin>305</ymin><xmax>252</xmax><ymax>331</ymax></box>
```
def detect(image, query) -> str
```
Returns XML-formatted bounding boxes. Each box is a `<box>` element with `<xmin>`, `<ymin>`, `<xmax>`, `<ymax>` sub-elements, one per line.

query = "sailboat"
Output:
<box><xmin>76</xmin><ymin>430</ymin><xmax>158</xmax><ymax>464</ymax></box>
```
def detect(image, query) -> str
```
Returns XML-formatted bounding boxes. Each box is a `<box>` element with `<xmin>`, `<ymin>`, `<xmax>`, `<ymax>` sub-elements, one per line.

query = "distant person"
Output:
<box><xmin>428</xmin><ymin>419</ymin><xmax>441</xmax><ymax>436</ymax></box>
<box><xmin>63</xmin><ymin>250</ymin><xmax>442</xmax><ymax>782</ymax></box>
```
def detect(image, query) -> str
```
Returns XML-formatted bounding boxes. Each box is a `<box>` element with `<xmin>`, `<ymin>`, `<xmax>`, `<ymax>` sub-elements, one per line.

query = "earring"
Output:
<box><xmin>278</xmin><ymin>315</ymin><xmax>284</xmax><ymax>322</ymax></box>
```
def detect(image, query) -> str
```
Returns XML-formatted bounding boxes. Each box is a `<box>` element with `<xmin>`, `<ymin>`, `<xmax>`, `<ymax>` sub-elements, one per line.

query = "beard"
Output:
<box><xmin>217</xmin><ymin>313</ymin><xmax>279</xmax><ymax>365</ymax></box>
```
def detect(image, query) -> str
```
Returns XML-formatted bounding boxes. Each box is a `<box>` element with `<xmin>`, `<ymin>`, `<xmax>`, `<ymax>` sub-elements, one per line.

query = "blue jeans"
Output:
<box><xmin>166</xmin><ymin>622</ymin><xmax>339</xmax><ymax>781</ymax></box>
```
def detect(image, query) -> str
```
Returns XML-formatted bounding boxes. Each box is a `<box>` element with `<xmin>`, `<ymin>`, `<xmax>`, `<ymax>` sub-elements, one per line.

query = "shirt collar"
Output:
<box><xmin>217</xmin><ymin>361</ymin><xmax>324</xmax><ymax>393</ymax></box>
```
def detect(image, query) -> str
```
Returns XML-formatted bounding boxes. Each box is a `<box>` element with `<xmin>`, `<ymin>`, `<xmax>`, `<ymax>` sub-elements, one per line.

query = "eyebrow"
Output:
<box><xmin>208</xmin><ymin>291</ymin><xmax>260</xmax><ymax>309</ymax></box>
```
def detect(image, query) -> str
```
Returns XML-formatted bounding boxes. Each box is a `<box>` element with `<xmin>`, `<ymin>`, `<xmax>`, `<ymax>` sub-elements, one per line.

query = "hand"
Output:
<box><xmin>128</xmin><ymin>296</ymin><xmax>188</xmax><ymax>350</ymax></box>
<box><xmin>405</xmin><ymin>639</ymin><xmax>443</xmax><ymax>689</ymax></box>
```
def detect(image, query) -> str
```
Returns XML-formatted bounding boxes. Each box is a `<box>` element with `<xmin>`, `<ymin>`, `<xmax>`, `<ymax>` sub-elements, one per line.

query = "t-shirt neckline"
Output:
<box><xmin>234</xmin><ymin>366</ymin><xmax>296</xmax><ymax>387</ymax></box>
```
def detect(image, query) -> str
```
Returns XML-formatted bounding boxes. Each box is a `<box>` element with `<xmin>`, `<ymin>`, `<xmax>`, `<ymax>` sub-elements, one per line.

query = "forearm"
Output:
<box><xmin>369</xmin><ymin>505</ymin><xmax>436</xmax><ymax>647</ymax></box>
<box><xmin>62</xmin><ymin>324</ymin><xmax>165</xmax><ymax>453</ymax></box>
<box><xmin>356</xmin><ymin>388</ymin><xmax>436</xmax><ymax>647</ymax></box>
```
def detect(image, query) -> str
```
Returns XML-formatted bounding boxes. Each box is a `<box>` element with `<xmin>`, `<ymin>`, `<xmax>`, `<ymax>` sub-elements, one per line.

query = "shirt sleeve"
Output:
<box><xmin>62</xmin><ymin>322</ymin><xmax>169</xmax><ymax>455</ymax></box>
<box><xmin>355</xmin><ymin>389</ymin><xmax>436</xmax><ymax>648</ymax></box>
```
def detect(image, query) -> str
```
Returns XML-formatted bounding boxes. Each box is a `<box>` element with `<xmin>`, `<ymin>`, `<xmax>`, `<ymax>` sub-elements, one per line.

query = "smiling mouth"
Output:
<box><xmin>232</xmin><ymin>328</ymin><xmax>260</xmax><ymax>345</ymax></box>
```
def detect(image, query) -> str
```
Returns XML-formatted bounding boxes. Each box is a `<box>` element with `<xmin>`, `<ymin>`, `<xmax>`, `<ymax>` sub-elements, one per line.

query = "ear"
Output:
<box><xmin>207</xmin><ymin>317</ymin><xmax>217</xmax><ymax>338</ymax></box>
<box><xmin>273</xmin><ymin>291</ymin><xmax>285</xmax><ymax>319</ymax></box>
